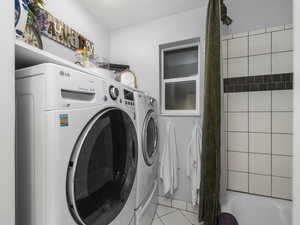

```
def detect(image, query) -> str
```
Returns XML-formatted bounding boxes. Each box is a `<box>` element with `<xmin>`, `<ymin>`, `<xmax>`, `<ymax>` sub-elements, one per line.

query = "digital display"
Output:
<box><xmin>124</xmin><ymin>89</ymin><xmax>134</xmax><ymax>101</ymax></box>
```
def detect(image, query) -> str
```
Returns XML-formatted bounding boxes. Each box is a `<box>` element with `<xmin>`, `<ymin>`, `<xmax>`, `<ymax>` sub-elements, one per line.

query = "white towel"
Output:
<box><xmin>186</xmin><ymin>123</ymin><xmax>202</xmax><ymax>206</ymax></box>
<box><xmin>160</xmin><ymin>121</ymin><xmax>179</xmax><ymax>196</ymax></box>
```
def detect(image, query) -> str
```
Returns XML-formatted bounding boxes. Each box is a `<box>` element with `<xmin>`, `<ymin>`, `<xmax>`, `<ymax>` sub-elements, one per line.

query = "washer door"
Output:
<box><xmin>67</xmin><ymin>108</ymin><xmax>138</xmax><ymax>225</ymax></box>
<box><xmin>142</xmin><ymin>110</ymin><xmax>159</xmax><ymax>166</ymax></box>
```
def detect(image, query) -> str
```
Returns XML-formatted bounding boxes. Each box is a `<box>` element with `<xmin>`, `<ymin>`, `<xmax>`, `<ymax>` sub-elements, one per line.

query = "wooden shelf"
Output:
<box><xmin>15</xmin><ymin>39</ymin><xmax>113</xmax><ymax>80</ymax></box>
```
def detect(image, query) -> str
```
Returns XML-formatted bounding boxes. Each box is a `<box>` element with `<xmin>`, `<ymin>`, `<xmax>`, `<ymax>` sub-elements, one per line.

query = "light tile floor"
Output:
<box><xmin>152</xmin><ymin>205</ymin><xmax>203</xmax><ymax>225</ymax></box>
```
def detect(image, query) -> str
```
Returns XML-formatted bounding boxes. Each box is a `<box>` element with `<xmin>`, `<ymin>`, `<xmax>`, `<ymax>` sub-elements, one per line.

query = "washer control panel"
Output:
<box><xmin>124</xmin><ymin>89</ymin><xmax>135</xmax><ymax>106</ymax></box>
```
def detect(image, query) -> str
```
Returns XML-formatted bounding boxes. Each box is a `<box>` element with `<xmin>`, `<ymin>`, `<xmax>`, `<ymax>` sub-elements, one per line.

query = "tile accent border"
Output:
<box><xmin>224</xmin><ymin>73</ymin><xmax>293</xmax><ymax>93</ymax></box>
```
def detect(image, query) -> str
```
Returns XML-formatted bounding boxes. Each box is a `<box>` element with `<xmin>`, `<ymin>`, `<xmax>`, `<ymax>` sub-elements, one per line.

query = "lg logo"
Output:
<box><xmin>59</xmin><ymin>71</ymin><xmax>71</xmax><ymax>77</ymax></box>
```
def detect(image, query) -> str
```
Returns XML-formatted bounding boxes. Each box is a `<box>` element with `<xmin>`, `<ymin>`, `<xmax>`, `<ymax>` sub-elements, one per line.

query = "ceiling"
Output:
<box><xmin>79</xmin><ymin>0</ymin><xmax>208</xmax><ymax>30</ymax></box>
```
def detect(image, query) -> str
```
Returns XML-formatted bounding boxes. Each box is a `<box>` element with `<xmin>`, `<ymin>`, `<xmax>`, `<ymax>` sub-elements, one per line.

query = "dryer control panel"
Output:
<box><xmin>124</xmin><ymin>89</ymin><xmax>135</xmax><ymax>106</ymax></box>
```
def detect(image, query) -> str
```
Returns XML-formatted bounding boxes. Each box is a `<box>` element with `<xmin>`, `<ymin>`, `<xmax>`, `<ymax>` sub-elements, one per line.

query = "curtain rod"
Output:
<box><xmin>221</xmin><ymin>0</ymin><xmax>233</xmax><ymax>25</ymax></box>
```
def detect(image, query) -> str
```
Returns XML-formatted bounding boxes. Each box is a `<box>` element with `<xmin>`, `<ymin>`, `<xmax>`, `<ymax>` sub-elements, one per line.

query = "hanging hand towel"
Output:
<box><xmin>160</xmin><ymin>121</ymin><xmax>179</xmax><ymax>196</ymax></box>
<box><xmin>186</xmin><ymin>123</ymin><xmax>202</xmax><ymax>206</ymax></box>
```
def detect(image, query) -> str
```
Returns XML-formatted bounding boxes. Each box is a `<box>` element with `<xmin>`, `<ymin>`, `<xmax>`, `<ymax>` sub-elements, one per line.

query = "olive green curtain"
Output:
<box><xmin>198</xmin><ymin>0</ymin><xmax>221</xmax><ymax>224</ymax></box>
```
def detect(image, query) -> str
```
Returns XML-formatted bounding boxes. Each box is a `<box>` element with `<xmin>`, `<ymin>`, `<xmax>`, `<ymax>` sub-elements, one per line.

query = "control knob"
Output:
<box><xmin>109</xmin><ymin>85</ymin><xmax>119</xmax><ymax>100</ymax></box>
<box><xmin>149</xmin><ymin>98</ymin><xmax>155</xmax><ymax>106</ymax></box>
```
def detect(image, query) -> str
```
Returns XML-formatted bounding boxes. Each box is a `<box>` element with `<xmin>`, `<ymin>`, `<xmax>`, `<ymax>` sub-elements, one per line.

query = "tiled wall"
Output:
<box><xmin>222</xmin><ymin>25</ymin><xmax>293</xmax><ymax>200</ymax></box>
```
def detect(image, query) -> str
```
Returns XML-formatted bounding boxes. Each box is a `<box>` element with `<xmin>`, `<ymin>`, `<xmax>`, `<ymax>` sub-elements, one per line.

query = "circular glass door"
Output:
<box><xmin>67</xmin><ymin>108</ymin><xmax>138</xmax><ymax>225</ymax></box>
<box><xmin>142</xmin><ymin>111</ymin><xmax>159</xmax><ymax>166</ymax></box>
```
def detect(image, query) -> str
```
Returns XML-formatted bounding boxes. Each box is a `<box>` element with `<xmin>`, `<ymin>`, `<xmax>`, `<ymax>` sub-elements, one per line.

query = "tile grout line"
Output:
<box><xmin>270</xmin><ymin>31</ymin><xmax>273</xmax><ymax>197</ymax></box>
<box><xmin>224</xmin><ymin>49</ymin><xmax>293</xmax><ymax>61</ymax></box>
<box><xmin>157</xmin><ymin>202</ymin><xmax>199</xmax><ymax>215</ymax></box>
<box><xmin>226</xmin><ymin>38</ymin><xmax>229</xmax><ymax>191</ymax></box>
<box><xmin>157</xmin><ymin>208</ymin><xmax>179</xmax><ymax>219</ymax></box>
<box><xmin>226</xmin><ymin>130</ymin><xmax>293</xmax><ymax>135</ymax></box>
<box><xmin>227</xmin><ymin>169</ymin><xmax>292</xmax><ymax>179</ymax></box>
<box><xmin>158</xmin><ymin>216</ymin><xmax>166</xmax><ymax>225</ymax></box>
<box><xmin>226</xmin><ymin>188</ymin><xmax>292</xmax><ymax>201</ymax></box>
<box><xmin>227</xmin><ymin>149</ymin><xmax>293</xmax><ymax>157</ymax></box>
<box><xmin>247</xmin><ymin>31</ymin><xmax>250</xmax><ymax>193</ymax></box>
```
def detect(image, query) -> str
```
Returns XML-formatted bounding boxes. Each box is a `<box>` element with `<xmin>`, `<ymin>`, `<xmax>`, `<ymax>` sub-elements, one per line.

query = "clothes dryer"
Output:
<box><xmin>133</xmin><ymin>92</ymin><xmax>159</xmax><ymax>225</ymax></box>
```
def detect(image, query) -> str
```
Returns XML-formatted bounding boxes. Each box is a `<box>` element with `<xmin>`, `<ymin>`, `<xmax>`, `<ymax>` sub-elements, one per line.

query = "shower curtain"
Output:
<box><xmin>198</xmin><ymin>0</ymin><xmax>221</xmax><ymax>224</ymax></box>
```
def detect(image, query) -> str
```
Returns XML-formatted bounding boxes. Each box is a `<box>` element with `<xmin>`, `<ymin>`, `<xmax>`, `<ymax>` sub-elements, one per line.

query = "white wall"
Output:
<box><xmin>293</xmin><ymin>0</ymin><xmax>299</xmax><ymax>224</ymax></box>
<box><xmin>0</xmin><ymin>1</ymin><xmax>15</xmax><ymax>225</ymax></box>
<box><xmin>110</xmin><ymin>7</ymin><xmax>207</xmax><ymax>201</ymax></box>
<box><xmin>42</xmin><ymin>0</ymin><xmax>110</xmax><ymax>62</ymax></box>
<box><xmin>223</xmin><ymin>0</ymin><xmax>293</xmax><ymax>35</ymax></box>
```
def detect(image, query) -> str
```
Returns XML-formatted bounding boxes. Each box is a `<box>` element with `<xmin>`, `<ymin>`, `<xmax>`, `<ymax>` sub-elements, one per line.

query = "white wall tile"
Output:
<box><xmin>249</xmin><ymin>174</ymin><xmax>271</xmax><ymax>196</ymax></box>
<box><xmin>272</xmin><ymin>177</ymin><xmax>292</xmax><ymax>199</ymax></box>
<box><xmin>228</xmin><ymin>113</ymin><xmax>248</xmax><ymax>132</ymax></box>
<box><xmin>249</xmin><ymin>112</ymin><xmax>271</xmax><ymax>133</ymax></box>
<box><xmin>272</xmin><ymin>112</ymin><xmax>293</xmax><ymax>133</ymax></box>
<box><xmin>228</xmin><ymin>37</ymin><xmax>248</xmax><ymax>58</ymax></box>
<box><xmin>249</xmin><ymin>153</ymin><xmax>271</xmax><ymax>175</ymax></box>
<box><xmin>272</xmin><ymin>134</ymin><xmax>293</xmax><ymax>156</ymax></box>
<box><xmin>228</xmin><ymin>92</ymin><xmax>248</xmax><ymax>112</ymax></box>
<box><xmin>272</xmin><ymin>155</ymin><xmax>293</xmax><ymax>178</ymax></box>
<box><xmin>249</xmin><ymin>28</ymin><xmax>266</xmax><ymax>36</ymax></box>
<box><xmin>272</xmin><ymin>52</ymin><xmax>293</xmax><ymax>74</ymax></box>
<box><xmin>222</xmin><ymin>40</ymin><xmax>228</xmax><ymax>58</ymax></box>
<box><xmin>224</xmin><ymin>94</ymin><xmax>228</xmax><ymax>112</ymax></box>
<box><xmin>249</xmin><ymin>91</ymin><xmax>271</xmax><ymax>111</ymax></box>
<box><xmin>228</xmin><ymin>152</ymin><xmax>249</xmax><ymax>172</ymax></box>
<box><xmin>249</xmin><ymin>33</ymin><xmax>271</xmax><ymax>55</ymax></box>
<box><xmin>228</xmin><ymin>132</ymin><xmax>248</xmax><ymax>152</ymax></box>
<box><xmin>225</xmin><ymin>26</ymin><xmax>294</xmax><ymax>198</ymax></box>
<box><xmin>249</xmin><ymin>133</ymin><xmax>271</xmax><ymax>154</ymax></box>
<box><xmin>272</xmin><ymin>29</ymin><xmax>293</xmax><ymax>52</ymax></box>
<box><xmin>228</xmin><ymin>171</ymin><xmax>248</xmax><ymax>192</ymax></box>
<box><xmin>249</xmin><ymin>55</ymin><xmax>271</xmax><ymax>76</ymax></box>
<box><xmin>266</xmin><ymin>26</ymin><xmax>284</xmax><ymax>32</ymax></box>
<box><xmin>233</xmin><ymin>32</ymin><xmax>249</xmax><ymax>39</ymax></box>
<box><xmin>224</xmin><ymin>113</ymin><xmax>228</xmax><ymax>131</ymax></box>
<box><xmin>228</xmin><ymin>57</ymin><xmax>248</xmax><ymax>78</ymax></box>
<box><xmin>224</xmin><ymin>132</ymin><xmax>228</xmax><ymax>152</ymax></box>
<box><xmin>284</xmin><ymin>24</ymin><xmax>293</xmax><ymax>30</ymax></box>
<box><xmin>272</xmin><ymin>90</ymin><xmax>293</xmax><ymax>111</ymax></box>
<box><xmin>222</xmin><ymin>34</ymin><xmax>233</xmax><ymax>40</ymax></box>
<box><xmin>223</xmin><ymin>60</ymin><xmax>228</xmax><ymax>78</ymax></box>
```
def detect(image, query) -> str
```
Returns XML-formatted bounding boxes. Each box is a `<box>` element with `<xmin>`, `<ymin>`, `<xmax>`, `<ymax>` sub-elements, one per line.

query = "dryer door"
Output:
<box><xmin>142</xmin><ymin>110</ymin><xmax>159</xmax><ymax>166</ymax></box>
<box><xmin>67</xmin><ymin>108</ymin><xmax>138</xmax><ymax>225</ymax></box>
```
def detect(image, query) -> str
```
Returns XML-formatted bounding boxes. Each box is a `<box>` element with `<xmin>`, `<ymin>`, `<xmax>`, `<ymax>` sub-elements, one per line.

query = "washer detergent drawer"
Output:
<box><xmin>136</xmin><ymin>181</ymin><xmax>158</xmax><ymax>225</ymax></box>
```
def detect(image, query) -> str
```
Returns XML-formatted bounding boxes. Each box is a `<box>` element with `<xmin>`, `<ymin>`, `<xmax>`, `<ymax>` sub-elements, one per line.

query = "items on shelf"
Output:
<box><xmin>74</xmin><ymin>47</ymin><xmax>110</xmax><ymax>71</ymax></box>
<box><xmin>109</xmin><ymin>63</ymin><xmax>130</xmax><ymax>72</ymax></box>
<box><xmin>15</xmin><ymin>0</ymin><xmax>44</xmax><ymax>49</ymax></box>
<box><xmin>15</xmin><ymin>0</ymin><xmax>95</xmax><ymax>55</ymax></box>
<box><xmin>115</xmin><ymin>69</ymin><xmax>137</xmax><ymax>88</ymax></box>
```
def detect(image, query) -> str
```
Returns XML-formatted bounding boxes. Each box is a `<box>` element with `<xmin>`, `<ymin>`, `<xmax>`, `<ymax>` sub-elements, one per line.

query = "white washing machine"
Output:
<box><xmin>16</xmin><ymin>63</ymin><xmax>137</xmax><ymax>225</ymax></box>
<box><xmin>134</xmin><ymin>92</ymin><xmax>159</xmax><ymax>225</ymax></box>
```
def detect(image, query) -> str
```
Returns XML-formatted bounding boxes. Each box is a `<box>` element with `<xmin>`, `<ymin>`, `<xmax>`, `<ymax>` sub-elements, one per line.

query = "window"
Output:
<box><xmin>160</xmin><ymin>39</ymin><xmax>201</xmax><ymax>115</ymax></box>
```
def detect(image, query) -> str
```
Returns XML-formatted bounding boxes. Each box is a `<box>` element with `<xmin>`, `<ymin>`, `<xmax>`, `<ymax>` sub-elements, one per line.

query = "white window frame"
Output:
<box><xmin>160</xmin><ymin>42</ymin><xmax>201</xmax><ymax>116</ymax></box>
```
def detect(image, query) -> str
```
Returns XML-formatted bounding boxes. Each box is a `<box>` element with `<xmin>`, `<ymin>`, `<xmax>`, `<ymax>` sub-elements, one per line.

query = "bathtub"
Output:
<box><xmin>221</xmin><ymin>191</ymin><xmax>292</xmax><ymax>225</ymax></box>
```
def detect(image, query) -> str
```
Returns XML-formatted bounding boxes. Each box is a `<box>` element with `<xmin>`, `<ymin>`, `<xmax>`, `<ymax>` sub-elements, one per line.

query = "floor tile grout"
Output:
<box><xmin>178</xmin><ymin>210</ymin><xmax>194</xmax><ymax>225</ymax></box>
<box><xmin>155</xmin><ymin>207</ymin><xmax>202</xmax><ymax>225</ymax></box>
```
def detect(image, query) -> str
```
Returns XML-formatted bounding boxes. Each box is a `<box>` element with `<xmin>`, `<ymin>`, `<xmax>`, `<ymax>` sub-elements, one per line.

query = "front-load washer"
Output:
<box><xmin>133</xmin><ymin>92</ymin><xmax>159</xmax><ymax>225</ymax></box>
<box><xmin>16</xmin><ymin>63</ymin><xmax>138</xmax><ymax>225</ymax></box>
